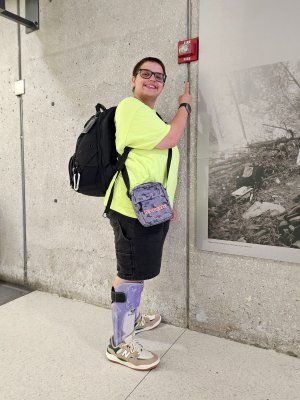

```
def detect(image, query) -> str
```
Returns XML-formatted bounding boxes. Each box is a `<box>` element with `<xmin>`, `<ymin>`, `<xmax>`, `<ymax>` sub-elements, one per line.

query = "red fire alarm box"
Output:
<box><xmin>178</xmin><ymin>37</ymin><xmax>199</xmax><ymax>64</ymax></box>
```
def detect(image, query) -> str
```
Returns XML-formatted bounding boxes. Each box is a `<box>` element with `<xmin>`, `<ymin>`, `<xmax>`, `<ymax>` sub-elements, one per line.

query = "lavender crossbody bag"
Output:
<box><xmin>103</xmin><ymin>148</ymin><xmax>172</xmax><ymax>227</ymax></box>
<box><xmin>130</xmin><ymin>149</ymin><xmax>173</xmax><ymax>227</ymax></box>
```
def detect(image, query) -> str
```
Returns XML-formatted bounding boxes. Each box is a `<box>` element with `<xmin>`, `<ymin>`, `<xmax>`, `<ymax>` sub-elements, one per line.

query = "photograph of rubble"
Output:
<box><xmin>207</xmin><ymin>61</ymin><xmax>300</xmax><ymax>253</ymax></box>
<box><xmin>196</xmin><ymin>0</ymin><xmax>300</xmax><ymax>263</ymax></box>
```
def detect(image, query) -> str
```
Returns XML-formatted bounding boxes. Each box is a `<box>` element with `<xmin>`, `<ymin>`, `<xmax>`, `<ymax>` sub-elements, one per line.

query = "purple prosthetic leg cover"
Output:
<box><xmin>135</xmin><ymin>282</ymin><xmax>144</xmax><ymax>320</ymax></box>
<box><xmin>112</xmin><ymin>282</ymin><xmax>144</xmax><ymax>346</ymax></box>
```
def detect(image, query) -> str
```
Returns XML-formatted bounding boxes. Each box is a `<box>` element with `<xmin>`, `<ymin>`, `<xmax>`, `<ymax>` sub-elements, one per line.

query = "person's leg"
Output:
<box><xmin>132</xmin><ymin>220</ymin><xmax>170</xmax><ymax>333</ymax></box>
<box><xmin>106</xmin><ymin>211</ymin><xmax>161</xmax><ymax>369</ymax></box>
<box><xmin>113</xmin><ymin>276</ymin><xmax>143</xmax><ymax>323</ymax></box>
<box><xmin>112</xmin><ymin>276</ymin><xmax>143</xmax><ymax>289</ymax></box>
<box><xmin>107</xmin><ymin>276</ymin><xmax>160</xmax><ymax>370</ymax></box>
<box><xmin>111</xmin><ymin>277</ymin><xmax>144</xmax><ymax>346</ymax></box>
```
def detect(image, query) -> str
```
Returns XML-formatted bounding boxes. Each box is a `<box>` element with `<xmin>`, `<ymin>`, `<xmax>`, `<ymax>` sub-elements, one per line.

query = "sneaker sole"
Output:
<box><xmin>106</xmin><ymin>351</ymin><xmax>160</xmax><ymax>371</ymax></box>
<box><xmin>135</xmin><ymin>315</ymin><xmax>162</xmax><ymax>334</ymax></box>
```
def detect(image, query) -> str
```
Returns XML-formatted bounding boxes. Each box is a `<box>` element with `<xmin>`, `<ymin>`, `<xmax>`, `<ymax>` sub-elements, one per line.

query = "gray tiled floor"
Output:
<box><xmin>0</xmin><ymin>291</ymin><xmax>299</xmax><ymax>400</ymax></box>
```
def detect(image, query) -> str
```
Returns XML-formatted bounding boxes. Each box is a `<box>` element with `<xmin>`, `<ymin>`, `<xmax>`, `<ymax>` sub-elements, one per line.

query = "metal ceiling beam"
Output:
<box><xmin>0</xmin><ymin>0</ymin><xmax>39</xmax><ymax>33</ymax></box>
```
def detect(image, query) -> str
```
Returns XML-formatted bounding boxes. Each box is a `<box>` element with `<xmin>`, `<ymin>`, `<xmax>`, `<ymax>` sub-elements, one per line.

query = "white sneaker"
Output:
<box><xmin>134</xmin><ymin>313</ymin><xmax>162</xmax><ymax>334</ymax></box>
<box><xmin>106</xmin><ymin>334</ymin><xmax>160</xmax><ymax>371</ymax></box>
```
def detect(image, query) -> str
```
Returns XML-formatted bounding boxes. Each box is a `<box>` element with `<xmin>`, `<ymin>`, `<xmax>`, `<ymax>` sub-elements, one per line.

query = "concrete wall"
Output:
<box><xmin>0</xmin><ymin>1</ymin><xmax>24</xmax><ymax>282</ymax></box>
<box><xmin>189</xmin><ymin>251</ymin><xmax>300</xmax><ymax>357</ymax></box>
<box><xmin>0</xmin><ymin>0</ymin><xmax>190</xmax><ymax>327</ymax></box>
<box><xmin>0</xmin><ymin>0</ymin><xmax>299</xmax><ymax>358</ymax></box>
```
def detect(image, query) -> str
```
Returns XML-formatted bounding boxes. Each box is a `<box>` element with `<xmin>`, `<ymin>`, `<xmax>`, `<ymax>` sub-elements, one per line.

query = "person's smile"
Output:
<box><xmin>143</xmin><ymin>82</ymin><xmax>158</xmax><ymax>91</ymax></box>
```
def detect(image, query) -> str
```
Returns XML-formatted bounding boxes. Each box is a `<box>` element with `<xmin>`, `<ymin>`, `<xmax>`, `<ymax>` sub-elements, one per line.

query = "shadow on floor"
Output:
<box><xmin>0</xmin><ymin>281</ymin><xmax>32</xmax><ymax>306</ymax></box>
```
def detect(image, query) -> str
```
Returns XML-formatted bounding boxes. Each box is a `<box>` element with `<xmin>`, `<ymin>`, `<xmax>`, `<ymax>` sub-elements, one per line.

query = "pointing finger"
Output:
<box><xmin>185</xmin><ymin>81</ymin><xmax>190</xmax><ymax>94</ymax></box>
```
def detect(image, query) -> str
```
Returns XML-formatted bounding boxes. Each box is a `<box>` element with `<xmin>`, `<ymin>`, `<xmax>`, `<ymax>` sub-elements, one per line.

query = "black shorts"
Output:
<box><xmin>108</xmin><ymin>210</ymin><xmax>170</xmax><ymax>280</ymax></box>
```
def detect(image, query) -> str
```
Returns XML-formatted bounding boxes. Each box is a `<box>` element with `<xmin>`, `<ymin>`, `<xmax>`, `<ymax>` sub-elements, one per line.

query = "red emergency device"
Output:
<box><xmin>178</xmin><ymin>37</ymin><xmax>199</xmax><ymax>64</ymax></box>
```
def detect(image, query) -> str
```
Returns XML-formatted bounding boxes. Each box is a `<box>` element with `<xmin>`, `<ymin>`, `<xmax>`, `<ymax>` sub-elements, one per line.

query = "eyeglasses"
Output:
<box><xmin>137</xmin><ymin>69</ymin><xmax>167</xmax><ymax>83</ymax></box>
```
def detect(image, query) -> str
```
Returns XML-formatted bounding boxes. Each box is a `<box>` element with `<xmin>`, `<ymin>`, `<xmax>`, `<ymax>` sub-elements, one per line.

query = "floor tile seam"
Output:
<box><xmin>159</xmin><ymin>327</ymin><xmax>188</xmax><ymax>359</ymax></box>
<box><xmin>124</xmin><ymin>328</ymin><xmax>187</xmax><ymax>400</ymax></box>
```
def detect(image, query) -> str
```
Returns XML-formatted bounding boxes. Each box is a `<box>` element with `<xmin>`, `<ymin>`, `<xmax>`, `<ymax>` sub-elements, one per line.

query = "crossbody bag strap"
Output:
<box><xmin>122</xmin><ymin>147</ymin><xmax>172</xmax><ymax>198</ymax></box>
<box><xmin>156</xmin><ymin>111</ymin><xmax>172</xmax><ymax>184</ymax></box>
<box><xmin>120</xmin><ymin>112</ymin><xmax>170</xmax><ymax>197</ymax></box>
<box><xmin>164</xmin><ymin>148</ymin><xmax>172</xmax><ymax>187</ymax></box>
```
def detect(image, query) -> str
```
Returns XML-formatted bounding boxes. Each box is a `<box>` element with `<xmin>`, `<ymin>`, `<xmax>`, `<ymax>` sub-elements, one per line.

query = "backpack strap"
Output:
<box><xmin>121</xmin><ymin>166</ymin><xmax>131</xmax><ymax>199</ymax></box>
<box><xmin>103</xmin><ymin>146</ymin><xmax>132</xmax><ymax>217</ymax></box>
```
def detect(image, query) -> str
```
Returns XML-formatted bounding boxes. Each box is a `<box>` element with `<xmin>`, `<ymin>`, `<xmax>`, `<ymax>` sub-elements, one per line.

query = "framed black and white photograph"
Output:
<box><xmin>197</xmin><ymin>0</ymin><xmax>300</xmax><ymax>263</ymax></box>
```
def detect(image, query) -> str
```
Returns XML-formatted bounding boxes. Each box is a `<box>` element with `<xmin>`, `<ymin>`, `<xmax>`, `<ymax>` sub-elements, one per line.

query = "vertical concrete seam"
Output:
<box><xmin>185</xmin><ymin>0</ymin><xmax>192</xmax><ymax>329</ymax></box>
<box><xmin>17</xmin><ymin>0</ymin><xmax>28</xmax><ymax>285</ymax></box>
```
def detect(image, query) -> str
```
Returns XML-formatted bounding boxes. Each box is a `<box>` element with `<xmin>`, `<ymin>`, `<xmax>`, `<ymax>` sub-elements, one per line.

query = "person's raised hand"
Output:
<box><xmin>179</xmin><ymin>82</ymin><xmax>192</xmax><ymax>106</ymax></box>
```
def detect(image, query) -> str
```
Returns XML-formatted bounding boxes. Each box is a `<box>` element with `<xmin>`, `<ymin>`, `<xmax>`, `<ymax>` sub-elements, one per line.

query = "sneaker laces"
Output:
<box><xmin>139</xmin><ymin>314</ymin><xmax>146</xmax><ymax>327</ymax></box>
<box><xmin>128</xmin><ymin>337</ymin><xmax>143</xmax><ymax>354</ymax></box>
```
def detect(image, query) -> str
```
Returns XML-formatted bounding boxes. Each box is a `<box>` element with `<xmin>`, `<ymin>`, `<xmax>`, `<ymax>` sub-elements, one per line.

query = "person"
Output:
<box><xmin>104</xmin><ymin>57</ymin><xmax>192</xmax><ymax>370</ymax></box>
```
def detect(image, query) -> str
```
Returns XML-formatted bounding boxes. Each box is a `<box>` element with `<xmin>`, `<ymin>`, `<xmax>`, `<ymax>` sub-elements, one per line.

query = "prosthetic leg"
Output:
<box><xmin>134</xmin><ymin>286</ymin><xmax>143</xmax><ymax>321</ymax></box>
<box><xmin>111</xmin><ymin>282</ymin><xmax>144</xmax><ymax>346</ymax></box>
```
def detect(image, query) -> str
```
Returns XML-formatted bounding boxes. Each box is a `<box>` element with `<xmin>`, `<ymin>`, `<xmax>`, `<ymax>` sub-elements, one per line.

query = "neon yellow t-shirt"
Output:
<box><xmin>104</xmin><ymin>97</ymin><xmax>180</xmax><ymax>218</ymax></box>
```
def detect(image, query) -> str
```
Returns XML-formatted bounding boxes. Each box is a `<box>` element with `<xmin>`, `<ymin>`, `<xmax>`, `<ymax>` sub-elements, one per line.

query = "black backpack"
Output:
<box><xmin>68</xmin><ymin>103</ymin><xmax>131</xmax><ymax>198</ymax></box>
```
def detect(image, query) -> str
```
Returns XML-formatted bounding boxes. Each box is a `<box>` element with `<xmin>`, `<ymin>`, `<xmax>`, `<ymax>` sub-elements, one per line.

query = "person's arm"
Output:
<box><xmin>156</xmin><ymin>82</ymin><xmax>192</xmax><ymax>149</ymax></box>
